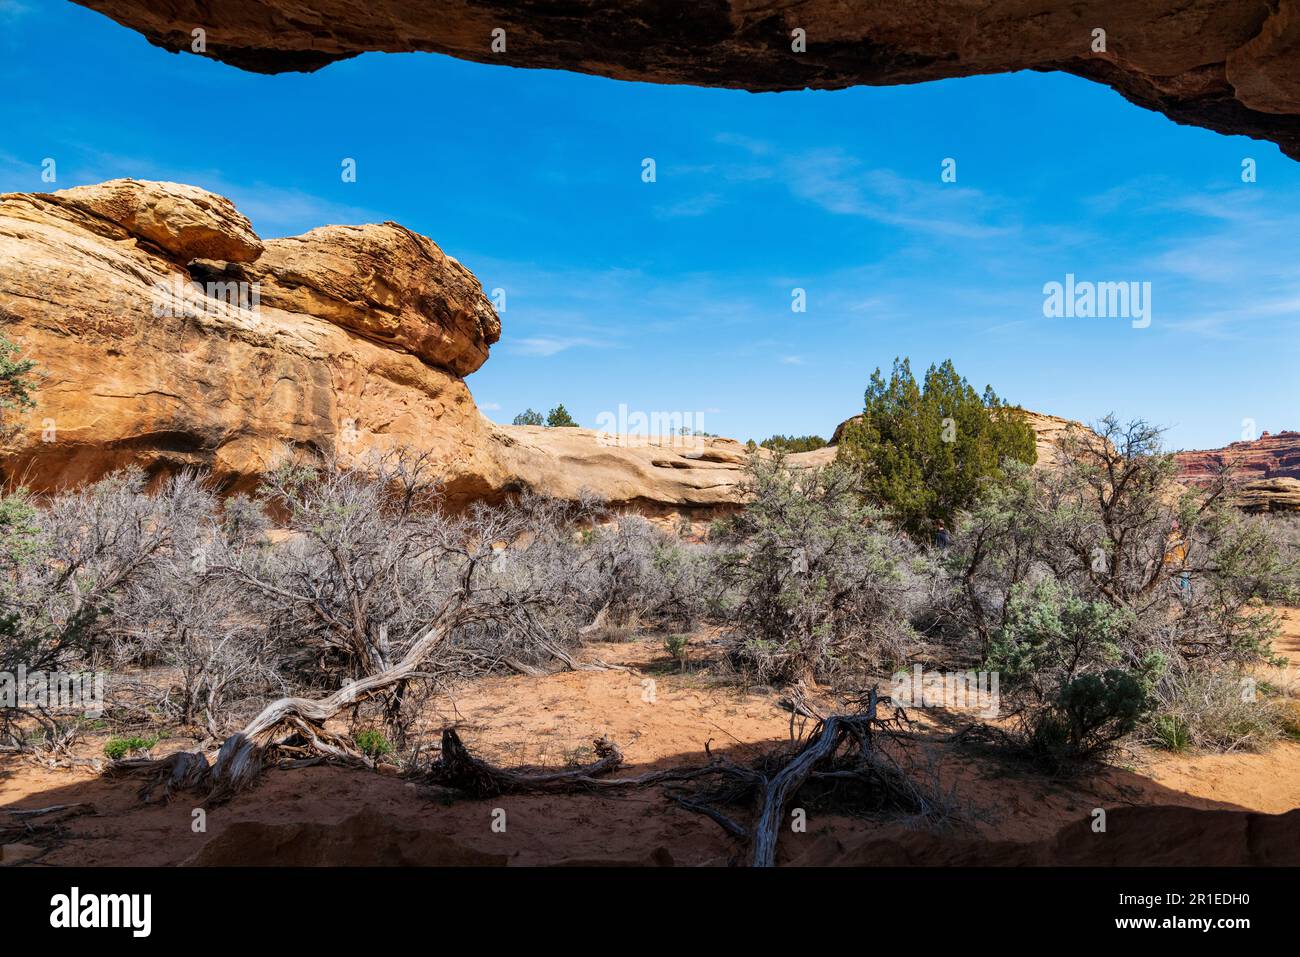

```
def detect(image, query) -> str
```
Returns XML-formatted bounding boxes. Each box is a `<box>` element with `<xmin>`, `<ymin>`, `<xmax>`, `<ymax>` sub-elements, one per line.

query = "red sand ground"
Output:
<box><xmin>3</xmin><ymin>611</ymin><xmax>1298</xmax><ymax>866</ymax></box>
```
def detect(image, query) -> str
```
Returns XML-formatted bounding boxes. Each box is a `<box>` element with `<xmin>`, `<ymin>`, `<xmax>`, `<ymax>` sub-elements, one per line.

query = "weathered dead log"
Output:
<box><xmin>113</xmin><ymin>609</ymin><xmax>461</xmax><ymax>802</ymax></box>
<box><xmin>751</xmin><ymin>708</ymin><xmax>873</xmax><ymax>867</ymax></box>
<box><xmin>0</xmin><ymin>802</ymin><xmax>98</xmax><ymax>844</ymax></box>
<box><xmin>4</xmin><ymin>802</ymin><xmax>96</xmax><ymax>820</ymax></box>
<box><xmin>668</xmin><ymin>793</ymin><xmax>749</xmax><ymax>840</ymax></box>
<box><xmin>110</xmin><ymin>749</ymin><xmax>211</xmax><ymax>802</ymax></box>
<box><xmin>541</xmin><ymin>638</ymin><xmax>637</xmax><ymax>675</ymax></box>
<box><xmin>427</xmin><ymin>728</ymin><xmax>626</xmax><ymax>796</ymax></box>
<box><xmin>423</xmin><ymin>688</ymin><xmax>936</xmax><ymax>867</ymax></box>
<box><xmin>577</xmin><ymin>602</ymin><xmax>612</xmax><ymax>639</ymax></box>
<box><xmin>425</xmin><ymin>729</ymin><xmax>751</xmax><ymax>798</ymax></box>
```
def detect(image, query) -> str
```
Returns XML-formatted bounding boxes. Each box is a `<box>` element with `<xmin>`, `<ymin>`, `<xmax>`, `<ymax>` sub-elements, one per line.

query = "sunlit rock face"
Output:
<box><xmin>73</xmin><ymin>0</ymin><xmax>1300</xmax><ymax>159</ymax></box>
<box><xmin>0</xmin><ymin>179</ymin><xmax>504</xmax><ymax>501</ymax></box>
<box><xmin>0</xmin><ymin>179</ymin><xmax>785</xmax><ymax>513</ymax></box>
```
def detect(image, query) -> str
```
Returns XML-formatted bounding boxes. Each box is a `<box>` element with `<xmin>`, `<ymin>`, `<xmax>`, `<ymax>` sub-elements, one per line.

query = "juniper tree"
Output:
<box><xmin>836</xmin><ymin>358</ymin><xmax>1036</xmax><ymax>535</ymax></box>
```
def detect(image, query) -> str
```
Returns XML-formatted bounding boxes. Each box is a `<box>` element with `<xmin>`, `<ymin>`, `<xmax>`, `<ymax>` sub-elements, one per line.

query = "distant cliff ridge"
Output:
<box><xmin>1175</xmin><ymin>431</ymin><xmax>1300</xmax><ymax>513</ymax></box>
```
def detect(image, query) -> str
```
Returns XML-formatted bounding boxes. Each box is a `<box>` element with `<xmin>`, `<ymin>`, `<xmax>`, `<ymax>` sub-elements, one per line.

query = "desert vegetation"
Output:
<box><xmin>511</xmin><ymin>405</ymin><xmax>579</xmax><ymax>428</ymax></box>
<box><xmin>836</xmin><ymin>358</ymin><xmax>1038</xmax><ymax>535</ymax></box>
<box><xmin>3</xmin><ymin>427</ymin><xmax>1288</xmax><ymax>764</ymax></box>
<box><xmin>0</xmin><ymin>332</ymin><xmax>36</xmax><ymax>443</ymax></box>
<box><xmin>755</xmin><ymin>434</ymin><xmax>828</xmax><ymax>453</ymax></box>
<box><xmin>0</xmin><ymin>356</ymin><xmax>1295</xmax><ymax>862</ymax></box>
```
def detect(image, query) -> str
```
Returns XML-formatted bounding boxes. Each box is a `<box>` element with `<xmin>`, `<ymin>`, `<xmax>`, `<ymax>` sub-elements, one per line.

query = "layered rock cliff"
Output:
<box><xmin>74</xmin><ymin>0</ymin><xmax>1300</xmax><ymax>160</ymax></box>
<box><xmin>1175</xmin><ymin>431</ymin><xmax>1300</xmax><ymax>512</ymax></box>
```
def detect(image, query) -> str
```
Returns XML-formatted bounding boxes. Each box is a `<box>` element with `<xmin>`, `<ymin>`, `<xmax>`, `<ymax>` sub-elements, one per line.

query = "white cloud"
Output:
<box><xmin>784</xmin><ymin>151</ymin><xmax>1014</xmax><ymax>240</ymax></box>
<box><xmin>513</xmin><ymin>336</ymin><xmax>604</xmax><ymax>357</ymax></box>
<box><xmin>653</xmin><ymin>192</ymin><xmax>724</xmax><ymax>219</ymax></box>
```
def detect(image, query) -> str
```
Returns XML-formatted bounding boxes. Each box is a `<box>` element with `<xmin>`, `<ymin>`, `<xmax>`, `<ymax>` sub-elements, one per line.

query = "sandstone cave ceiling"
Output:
<box><xmin>72</xmin><ymin>0</ymin><xmax>1300</xmax><ymax>161</ymax></box>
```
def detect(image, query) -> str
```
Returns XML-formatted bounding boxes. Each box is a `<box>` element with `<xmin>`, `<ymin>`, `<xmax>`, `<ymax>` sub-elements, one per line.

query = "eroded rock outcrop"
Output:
<box><xmin>0</xmin><ymin>179</ymin><xmax>783</xmax><ymax>513</ymax></box>
<box><xmin>0</xmin><ymin>179</ymin><xmax>505</xmax><ymax>501</ymax></box>
<box><xmin>490</xmin><ymin>426</ymin><xmax>757</xmax><ymax>516</ymax></box>
<box><xmin>240</xmin><ymin>223</ymin><xmax>499</xmax><ymax>378</ymax></box>
<box><xmin>1176</xmin><ymin>430</ymin><xmax>1300</xmax><ymax>512</ymax></box>
<box><xmin>74</xmin><ymin>0</ymin><xmax>1300</xmax><ymax>159</ymax></box>
<box><xmin>7</xmin><ymin>179</ymin><xmax>1265</xmax><ymax>518</ymax></box>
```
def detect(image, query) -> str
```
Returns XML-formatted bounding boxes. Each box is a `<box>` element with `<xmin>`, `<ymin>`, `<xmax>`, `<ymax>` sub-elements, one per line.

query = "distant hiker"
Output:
<box><xmin>1164</xmin><ymin>519</ymin><xmax>1191</xmax><ymax>601</ymax></box>
<box><xmin>934</xmin><ymin>520</ymin><xmax>951</xmax><ymax>550</ymax></box>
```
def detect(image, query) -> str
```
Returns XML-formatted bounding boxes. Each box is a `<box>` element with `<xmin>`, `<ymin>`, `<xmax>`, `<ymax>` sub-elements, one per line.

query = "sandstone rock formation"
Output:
<box><xmin>1175</xmin><ymin>430</ymin><xmax>1300</xmax><ymax>511</ymax></box>
<box><xmin>491</xmin><ymin>426</ymin><xmax>751</xmax><ymax>514</ymax></box>
<box><xmin>0</xmin><ymin>179</ymin><xmax>504</xmax><ymax>502</ymax></box>
<box><xmin>7</xmin><ymin>179</ymin><xmax>1277</xmax><ymax>520</ymax></box>
<box><xmin>1175</xmin><ymin>430</ymin><xmax>1300</xmax><ymax>483</ymax></box>
<box><xmin>74</xmin><ymin>1</ymin><xmax>1300</xmax><ymax>160</ymax></box>
<box><xmin>0</xmin><ymin>179</ymin><xmax>781</xmax><ymax>514</ymax></box>
<box><xmin>1234</xmin><ymin>477</ymin><xmax>1300</xmax><ymax>513</ymax></box>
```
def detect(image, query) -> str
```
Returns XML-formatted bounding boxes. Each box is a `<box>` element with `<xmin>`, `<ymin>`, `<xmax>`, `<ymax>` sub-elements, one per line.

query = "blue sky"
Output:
<box><xmin>2</xmin><ymin>2</ymin><xmax>1297</xmax><ymax>451</ymax></box>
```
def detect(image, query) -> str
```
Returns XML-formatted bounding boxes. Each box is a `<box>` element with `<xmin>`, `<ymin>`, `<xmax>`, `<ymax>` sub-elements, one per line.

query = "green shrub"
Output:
<box><xmin>836</xmin><ymin>357</ymin><xmax>1036</xmax><ymax>535</ymax></box>
<box><xmin>104</xmin><ymin>735</ymin><xmax>160</xmax><ymax>760</ymax></box>
<box><xmin>988</xmin><ymin>578</ymin><xmax>1152</xmax><ymax>769</ymax></box>
<box><xmin>1028</xmin><ymin>670</ymin><xmax>1149</xmax><ymax>769</ymax></box>
<box><xmin>512</xmin><ymin>408</ymin><xmax>544</xmax><ymax>426</ymax></box>
<box><xmin>546</xmin><ymin>405</ymin><xmax>578</xmax><ymax>428</ymax></box>
<box><xmin>354</xmin><ymin>729</ymin><xmax>393</xmax><ymax>759</ymax></box>
<box><xmin>0</xmin><ymin>333</ymin><xmax>37</xmax><ymax>442</ymax></box>
<box><xmin>715</xmin><ymin>455</ymin><xmax>930</xmax><ymax>684</ymax></box>
<box><xmin>759</xmin><ymin>434</ymin><xmax>827</xmax><ymax>454</ymax></box>
<box><xmin>1258</xmin><ymin>513</ymin><xmax>1300</xmax><ymax>606</ymax></box>
<box><xmin>986</xmin><ymin>577</ymin><xmax>1135</xmax><ymax>699</ymax></box>
<box><xmin>664</xmin><ymin>633</ymin><xmax>690</xmax><ymax>670</ymax></box>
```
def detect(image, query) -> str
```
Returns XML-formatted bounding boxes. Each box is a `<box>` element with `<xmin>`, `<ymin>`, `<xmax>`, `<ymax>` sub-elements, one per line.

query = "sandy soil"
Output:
<box><xmin>2</xmin><ymin>613</ymin><xmax>1298</xmax><ymax>866</ymax></box>
<box><xmin>1137</xmin><ymin>608</ymin><xmax>1300</xmax><ymax>814</ymax></box>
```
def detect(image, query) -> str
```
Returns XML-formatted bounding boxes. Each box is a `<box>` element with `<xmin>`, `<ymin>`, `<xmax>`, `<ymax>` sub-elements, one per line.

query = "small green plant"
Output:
<box><xmin>103</xmin><ymin>735</ymin><xmax>160</xmax><ymax>760</ymax></box>
<box><xmin>354</xmin><ymin>729</ymin><xmax>393</xmax><ymax>760</ymax></box>
<box><xmin>1027</xmin><ymin>670</ymin><xmax>1149</xmax><ymax>770</ymax></box>
<box><xmin>564</xmin><ymin>744</ymin><xmax>594</xmax><ymax>766</ymax></box>
<box><xmin>1150</xmin><ymin>714</ymin><xmax>1192</xmax><ymax>753</ymax></box>
<box><xmin>0</xmin><ymin>333</ymin><xmax>37</xmax><ymax>442</ymax></box>
<box><xmin>664</xmin><ymin>633</ymin><xmax>690</xmax><ymax>671</ymax></box>
<box><xmin>512</xmin><ymin>408</ymin><xmax>544</xmax><ymax>426</ymax></box>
